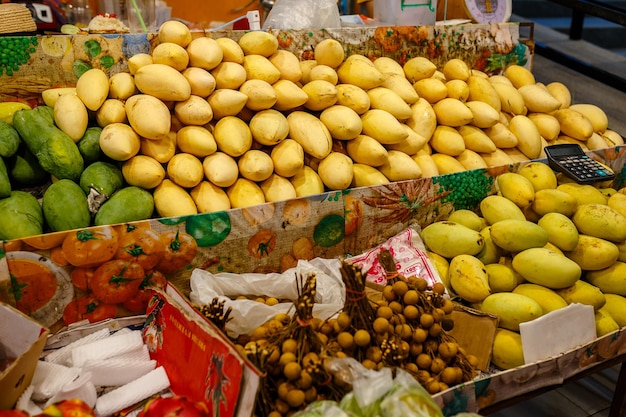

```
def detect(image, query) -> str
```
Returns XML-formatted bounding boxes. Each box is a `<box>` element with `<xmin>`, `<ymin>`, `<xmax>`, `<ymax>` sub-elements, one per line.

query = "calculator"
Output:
<box><xmin>544</xmin><ymin>144</ymin><xmax>615</xmax><ymax>184</ymax></box>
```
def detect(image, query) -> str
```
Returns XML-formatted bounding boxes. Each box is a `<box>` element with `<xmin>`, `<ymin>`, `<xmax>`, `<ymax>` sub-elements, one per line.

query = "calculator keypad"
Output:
<box><xmin>552</xmin><ymin>155</ymin><xmax>614</xmax><ymax>182</ymax></box>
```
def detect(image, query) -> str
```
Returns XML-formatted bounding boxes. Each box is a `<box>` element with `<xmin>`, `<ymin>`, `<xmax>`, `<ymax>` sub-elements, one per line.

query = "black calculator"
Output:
<box><xmin>544</xmin><ymin>144</ymin><xmax>615</xmax><ymax>184</ymax></box>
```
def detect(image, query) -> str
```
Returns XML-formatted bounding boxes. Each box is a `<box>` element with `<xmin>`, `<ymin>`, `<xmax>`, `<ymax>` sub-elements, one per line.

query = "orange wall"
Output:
<box><xmin>170</xmin><ymin>0</ymin><xmax>262</xmax><ymax>25</ymax></box>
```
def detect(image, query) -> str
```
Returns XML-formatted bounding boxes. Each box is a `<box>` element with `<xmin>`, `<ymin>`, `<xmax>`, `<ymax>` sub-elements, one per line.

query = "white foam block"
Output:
<box><xmin>520</xmin><ymin>303</ymin><xmax>596</xmax><ymax>364</ymax></box>
<box><xmin>71</xmin><ymin>330</ymin><xmax>144</xmax><ymax>367</ymax></box>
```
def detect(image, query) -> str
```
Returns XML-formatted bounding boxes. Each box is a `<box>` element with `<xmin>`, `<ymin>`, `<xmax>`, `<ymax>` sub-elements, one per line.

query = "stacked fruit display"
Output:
<box><xmin>0</xmin><ymin>20</ymin><xmax>624</xmax><ymax>240</ymax></box>
<box><xmin>197</xmin><ymin>255</ymin><xmax>478</xmax><ymax>417</ymax></box>
<box><xmin>421</xmin><ymin>162</ymin><xmax>626</xmax><ymax>370</ymax></box>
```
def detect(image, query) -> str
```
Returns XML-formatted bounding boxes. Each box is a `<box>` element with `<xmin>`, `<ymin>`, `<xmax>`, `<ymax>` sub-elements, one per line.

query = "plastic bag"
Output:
<box><xmin>262</xmin><ymin>0</ymin><xmax>342</xmax><ymax>30</ymax></box>
<box><xmin>189</xmin><ymin>258</ymin><xmax>345</xmax><ymax>337</ymax></box>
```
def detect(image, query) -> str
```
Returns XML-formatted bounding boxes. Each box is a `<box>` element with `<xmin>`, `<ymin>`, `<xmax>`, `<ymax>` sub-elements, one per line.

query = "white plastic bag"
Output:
<box><xmin>189</xmin><ymin>258</ymin><xmax>345</xmax><ymax>337</ymax></box>
<box><xmin>262</xmin><ymin>0</ymin><xmax>342</xmax><ymax>29</ymax></box>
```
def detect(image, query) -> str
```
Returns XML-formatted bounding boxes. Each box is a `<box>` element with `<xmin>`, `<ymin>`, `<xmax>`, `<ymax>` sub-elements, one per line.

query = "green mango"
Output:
<box><xmin>95</xmin><ymin>186</ymin><xmax>154</xmax><ymax>226</ymax></box>
<box><xmin>0</xmin><ymin>191</ymin><xmax>44</xmax><ymax>240</ymax></box>
<box><xmin>42</xmin><ymin>179</ymin><xmax>91</xmax><ymax>232</ymax></box>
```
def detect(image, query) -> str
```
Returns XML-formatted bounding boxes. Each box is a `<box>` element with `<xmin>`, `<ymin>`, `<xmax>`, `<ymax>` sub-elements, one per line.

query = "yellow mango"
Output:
<box><xmin>382</xmin><ymin>73</ymin><xmax>419</xmax><ymax>104</ymax></box>
<box><xmin>314</xmin><ymin>38</ymin><xmax>345</xmax><ymax>69</ymax></box>
<box><xmin>54</xmin><ymin>93</ymin><xmax>88</xmax><ymax>142</ymax></box>
<box><xmin>272</xmin><ymin>79</ymin><xmax>309</xmax><ymax>111</ymax></box>
<box><xmin>518</xmin><ymin>84</ymin><xmax>561</xmax><ymax>113</ymax></box>
<box><xmin>491</xmin><ymin>328</ymin><xmax>525</xmax><ymax>370</ymax></box>
<box><xmin>268</xmin><ymin>49</ymin><xmax>302</xmax><ymax>82</ymax></box>
<box><xmin>134</xmin><ymin>64</ymin><xmax>191</xmax><ymax>102</ymax></box>
<box><xmin>243</xmin><ymin>54</ymin><xmax>281</xmax><ymax>84</ymax></box>
<box><xmin>447</xmin><ymin>209</ymin><xmax>483</xmax><ymax>231</ymax></box>
<box><xmin>479</xmin><ymin>148</ymin><xmax>515</xmax><ymax>168</ymax></box>
<box><xmin>238</xmin><ymin>30</ymin><xmax>278</xmax><ymax>57</ymax></box>
<box><xmin>337</xmin><ymin>54</ymin><xmax>384</xmax><ymax>90</ymax></box>
<box><xmin>484</xmin><ymin>122</ymin><xmax>518</xmax><ymax>149</ymax></box>
<box><xmin>448</xmin><ymin>254</ymin><xmax>491</xmax><ymax>303</ymax></box>
<box><xmin>271</xmin><ymin>139</ymin><xmax>304</xmax><ymax>178</ymax></box>
<box><xmin>479</xmin><ymin>194</ymin><xmax>526</xmax><ymax>225</ymax></box>
<box><xmin>432</xmin><ymin>98</ymin><xmax>473</xmax><ymax>127</ymax></box>
<box><xmin>601</xmin><ymin>294</ymin><xmax>626</xmax><ymax>327</ymax></box>
<box><xmin>237</xmin><ymin>149</ymin><xmax>274</xmax><ymax>182</ymax></box>
<box><xmin>430</xmin><ymin>125</ymin><xmax>466</xmax><ymax>156</ymax></box>
<box><xmin>367</xmin><ymin>87</ymin><xmax>412</xmax><ymax>119</ymax></box>
<box><xmin>586</xmin><ymin>261</ymin><xmax>626</xmax><ymax>296</ymax></box>
<box><xmin>537</xmin><ymin>212</ymin><xmax>579</xmax><ymax>251</ymax></box>
<box><xmin>504</xmin><ymin>64</ymin><xmax>535</xmax><ymax>88</ymax></box>
<box><xmin>557</xmin><ymin>182</ymin><xmax>608</xmax><ymax>205</ymax></box>
<box><xmin>181</xmin><ymin>67</ymin><xmax>216</xmax><ymax>98</ymax></box>
<box><xmin>445</xmin><ymin>79</ymin><xmax>470</xmax><ymax>102</ymax></box>
<box><xmin>386</xmin><ymin>125</ymin><xmax>428</xmax><ymax>155</ymax></box>
<box><xmin>491</xmin><ymin>82</ymin><xmax>526</xmax><ymax>115</ymax></box>
<box><xmin>421</xmin><ymin>221</ymin><xmax>485</xmax><ymax>258</ymax></box>
<box><xmin>443</xmin><ymin>58</ymin><xmax>471</xmax><ymax>81</ymax></box>
<box><xmin>553</xmin><ymin>108</ymin><xmax>594</xmax><ymax>141</ymax></box>
<box><xmin>412</xmin><ymin>152</ymin><xmax>440</xmax><ymax>178</ymax></box>
<box><xmin>426</xmin><ymin>251</ymin><xmax>450</xmax><ymax>290</ymax></box>
<box><xmin>486</xmin><ymin>263</ymin><xmax>519</xmax><ymax>293</ymax></box>
<box><xmin>203</xmin><ymin>152</ymin><xmax>239</xmax><ymax>188</ymax></box>
<box><xmin>508</xmin><ymin>115</ymin><xmax>542</xmax><ymax>160</ymax></box>
<box><xmin>378</xmin><ymin>150</ymin><xmax>422</xmax><ymax>182</ymax></box>
<box><xmin>76</xmin><ymin>68</ymin><xmax>109</xmax><ymax>111</ymax></box>
<box><xmin>496</xmin><ymin>172</ymin><xmax>535</xmax><ymax>209</ymax></box>
<box><xmin>99</xmin><ymin>123</ymin><xmax>141</xmax><ymax>161</ymax></box>
<box><xmin>512</xmin><ymin>247</ymin><xmax>581</xmax><ymax>289</ymax></box>
<box><xmin>215</xmin><ymin>37</ymin><xmax>244</xmax><ymax>63</ymax></box>
<box><xmin>208</xmin><ymin>89</ymin><xmax>248</xmax><ymax>119</ymax></box>
<box><xmin>260</xmin><ymin>174</ymin><xmax>297</xmax><ymax>203</ymax></box>
<box><xmin>351</xmin><ymin>164</ymin><xmax>390</xmax><ymax>187</ymax></box>
<box><xmin>475</xmin><ymin>226</ymin><xmax>503</xmax><ymax>265</ymax></box>
<box><xmin>490</xmin><ymin>219</ymin><xmax>549</xmax><ymax>252</ymax></box>
<box><xmin>403</xmin><ymin>56</ymin><xmax>437</xmax><ymax>82</ymax></box>
<box><xmin>153</xmin><ymin>179</ymin><xmax>197</xmax><ymax>217</ymax></box>
<box><xmin>466</xmin><ymin>100</ymin><xmax>500</xmax><ymax>128</ymax></box>
<box><xmin>191</xmin><ymin>181</ymin><xmax>231</xmax><ymax>213</ymax></box>
<box><xmin>430</xmin><ymin>153</ymin><xmax>466</xmax><ymax>174</ymax></box>
<box><xmin>595</xmin><ymin>309</ymin><xmax>620</xmax><ymax>337</ymax></box>
<box><xmin>406</xmin><ymin>98</ymin><xmax>437</xmax><ymax>140</ymax></box>
<box><xmin>240</xmin><ymin>79</ymin><xmax>277</xmax><ymax>111</ymax></box>
<box><xmin>457</xmin><ymin>125</ymin><xmax>496</xmax><ymax>153</ymax></box>
<box><xmin>531</xmin><ymin>188</ymin><xmax>578</xmax><ymax>217</ymax></box>
<box><xmin>572</xmin><ymin>203</ymin><xmax>626</xmax><ymax>242</ymax></box>
<box><xmin>121</xmin><ymin>155</ymin><xmax>166</xmax><ymax>189</ymax></box>
<box><xmin>467</xmin><ymin>75</ymin><xmax>501</xmax><ymax>112</ymax></box>
<box><xmin>346</xmin><ymin>134</ymin><xmax>388</xmax><ymax>167</ymax></box>
<box><xmin>545</xmin><ymin>81</ymin><xmax>571</xmax><ymax>108</ymax></box>
<box><xmin>361</xmin><ymin>109</ymin><xmax>408</xmax><ymax>144</ymax></box>
<box><xmin>517</xmin><ymin>161</ymin><xmax>557</xmax><ymax>191</ymax></box>
<box><xmin>227</xmin><ymin>178</ymin><xmax>266</xmax><ymax>208</ymax></box>
<box><xmin>456</xmin><ymin>149</ymin><xmax>488</xmax><ymax>171</ymax></box>
<box><xmin>319</xmin><ymin>105</ymin><xmax>362</xmax><ymax>140</ymax></box>
<box><xmin>249</xmin><ymin>109</ymin><xmax>289</xmax><ymax>146</ymax></box>
<box><xmin>187</xmin><ymin>37</ymin><xmax>223</xmax><ymax>70</ymax></box>
<box><xmin>566</xmin><ymin>235</ymin><xmax>619</xmax><ymax>271</ymax></box>
<box><xmin>302</xmin><ymin>79</ymin><xmax>338</xmax><ymax>111</ymax></box>
<box><xmin>513</xmin><ymin>283</ymin><xmax>568</xmax><ymax>314</ymax></box>
<box><xmin>287</xmin><ymin>111</ymin><xmax>333</xmax><ymax>159</ymax></box>
<box><xmin>317</xmin><ymin>152</ymin><xmax>353</xmax><ymax>190</ymax></box>
<box><xmin>213</xmin><ymin>116</ymin><xmax>252</xmax><ymax>157</ymax></box>
<box><xmin>335</xmin><ymin>83</ymin><xmax>371</xmax><ymax>115</ymax></box>
<box><xmin>480</xmin><ymin>292</ymin><xmax>543</xmax><ymax>331</ymax></box>
<box><xmin>372</xmin><ymin>56</ymin><xmax>404</xmax><ymax>77</ymax></box>
<box><xmin>290</xmin><ymin>165</ymin><xmax>325</xmax><ymax>197</ymax></box>
<box><xmin>413</xmin><ymin>77</ymin><xmax>448</xmax><ymax>104</ymax></box>
<box><xmin>556</xmin><ymin>280</ymin><xmax>606</xmax><ymax>311</ymax></box>
<box><xmin>41</xmin><ymin>87</ymin><xmax>77</xmax><ymax>108</ymax></box>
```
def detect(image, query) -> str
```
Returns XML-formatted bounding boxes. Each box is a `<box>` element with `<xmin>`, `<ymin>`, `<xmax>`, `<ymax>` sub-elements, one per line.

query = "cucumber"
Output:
<box><xmin>79</xmin><ymin>161</ymin><xmax>124</xmax><ymax>197</ymax></box>
<box><xmin>42</xmin><ymin>179</ymin><xmax>91</xmax><ymax>232</ymax></box>
<box><xmin>0</xmin><ymin>191</ymin><xmax>44</xmax><ymax>240</ymax></box>
<box><xmin>0</xmin><ymin>157</ymin><xmax>10</xmax><ymax>198</ymax></box>
<box><xmin>0</xmin><ymin>120</ymin><xmax>20</xmax><ymax>158</ymax></box>
<box><xmin>94</xmin><ymin>186</ymin><xmax>155</xmax><ymax>226</ymax></box>
<box><xmin>78</xmin><ymin>126</ymin><xmax>103</xmax><ymax>163</ymax></box>
<box><xmin>7</xmin><ymin>143</ymin><xmax>49</xmax><ymax>187</ymax></box>
<box><xmin>12</xmin><ymin>107</ymin><xmax>84</xmax><ymax>181</ymax></box>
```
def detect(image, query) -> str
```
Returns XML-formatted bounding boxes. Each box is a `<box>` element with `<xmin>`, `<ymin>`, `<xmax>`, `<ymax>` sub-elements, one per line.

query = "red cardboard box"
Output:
<box><xmin>0</xmin><ymin>302</ymin><xmax>50</xmax><ymax>410</ymax></box>
<box><xmin>143</xmin><ymin>285</ymin><xmax>260</xmax><ymax>417</ymax></box>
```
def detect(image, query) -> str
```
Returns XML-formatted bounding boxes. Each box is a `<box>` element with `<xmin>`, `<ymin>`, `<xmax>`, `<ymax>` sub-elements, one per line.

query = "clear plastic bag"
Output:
<box><xmin>262</xmin><ymin>0</ymin><xmax>342</xmax><ymax>29</ymax></box>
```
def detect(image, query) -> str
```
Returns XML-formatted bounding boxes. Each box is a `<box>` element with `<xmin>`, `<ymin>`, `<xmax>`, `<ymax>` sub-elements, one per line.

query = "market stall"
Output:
<box><xmin>1</xmin><ymin>2</ymin><xmax>626</xmax><ymax>416</ymax></box>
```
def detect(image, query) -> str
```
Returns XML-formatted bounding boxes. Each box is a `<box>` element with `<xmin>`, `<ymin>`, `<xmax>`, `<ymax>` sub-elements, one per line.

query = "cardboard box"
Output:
<box><xmin>0</xmin><ymin>302</ymin><xmax>50</xmax><ymax>410</ymax></box>
<box><xmin>143</xmin><ymin>285</ymin><xmax>261</xmax><ymax>417</ymax></box>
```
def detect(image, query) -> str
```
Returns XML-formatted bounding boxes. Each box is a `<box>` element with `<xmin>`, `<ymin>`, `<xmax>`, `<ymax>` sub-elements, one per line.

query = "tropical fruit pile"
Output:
<box><xmin>198</xmin><ymin>255</ymin><xmax>478</xmax><ymax>417</ymax></box>
<box><xmin>421</xmin><ymin>163</ymin><xmax>626</xmax><ymax>370</ymax></box>
<box><xmin>0</xmin><ymin>20</ymin><xmax>624</xmax><ymax>240</ymax></box>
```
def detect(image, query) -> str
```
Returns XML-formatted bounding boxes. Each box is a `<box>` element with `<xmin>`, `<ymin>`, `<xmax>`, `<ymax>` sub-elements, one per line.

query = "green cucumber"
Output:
<box><xmin>0</xmin><ymin>157</ymin><xmax>10</xmax><ymax>198</ymax></box>
<box><xmin>12</xmin><ymin>107</ymin><xmax>84</xmax><ymax>181</ymax></box>
<box><xmin>79</xmin><ymin>161</ymin><xmax>124</xmax><ymax>197</ymax></box>
<box><xmin>0</xmin><ymin>120</ymin><xmax>20</xmax><ymax>158</ymax></box>
<box><xmin>78</xmin><ymin>126</ymin><xmax>103</xmax><ymax>163</ymax></box>
<box><xmin>94</xmin><ymin>186</ymin><xmax>155</xmax><ymax>226</ymax></box>
<box><xmin>42</xmin><ymin>179</ymin><xmax>91</xmax><ymax>232</ymax></box>
<box><xmin>0</xmin><ymin>191</ymin><xmax>44</xmax><ymax>240</ymax></box>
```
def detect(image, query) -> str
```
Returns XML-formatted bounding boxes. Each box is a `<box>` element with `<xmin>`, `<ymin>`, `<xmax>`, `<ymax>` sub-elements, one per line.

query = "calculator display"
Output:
<box><xmin>544</xmin><ymin>144</ymin><xmax>615</xmax><ymax>184</ymax></box>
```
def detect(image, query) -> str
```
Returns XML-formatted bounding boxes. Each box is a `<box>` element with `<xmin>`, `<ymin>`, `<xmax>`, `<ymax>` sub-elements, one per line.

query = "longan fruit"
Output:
<box><xmin>403</xmin><ymin>289</ymin><xmax>419</xmax><ymax>305</ymax></box>
<box><xmin>250</xmin><ymin>326</ymin><xmax>269</xmax><ymax>340</ymax></box>
<box><xmin>366</xmin><ymin>346</ymin><xmax>383</xmax><ymax>363</ymax></box>
<box><xmin>302</xmin><ymin>351</ymin><xmax>320</xmax><ymax>368</ymax></box>
<box><xmin>412</xmin><ymin>276</ymin><xmax>429</xmax><ymax>291</ymax></box>
<box><xmin>361</xmin><ymin>358</ymin><xmax>378</xmax><ymax>370</ymax></box>
<box><xmin>416</xmin><ymin>353</ymin><xmax>432</xmax><ymax>369</ymax></box>
<box><xmin>377</xmin><ymin>305</ymin><xmax>393</xmax><ymax>319</ymax></box>
<box><xmin>297</xmin><ymin>370</ymin><xmax>313</xmax><ymax>389</ymax></box>
<box><xmin>389</xmin><ymin>301</ymin><xmax>403</xmax><ymax>314</ymax></box>
<box><xmin>441</xmin><ymin>298</ymin><xmax>455</xmax><ymax>314</ymax></box>
<box><xmin>382</xmin><ymin>285</ymin><xmax>397</xmax><ymax>301</ymax></box>
<box><xmin>430</xmin><ymin>356</ymin><xmax>447</xmax><ymax>374</ymax></box>
<box><xmin>286</xmin><ymin>389</ymin><xmax>306</xmax><ymax>408</ymax></box>
<box><xmin>412</xmin><ymin>327</ymin><xmax>428</xmax><ymax>343</ymax></box>
<box><xmin>275</xmin><ymin>312</ymin><xmax>291</xmax><ymax>324</ymax></box>
<box><xmin>319</xmin><ymin>321</ymin><xmax>334</xmax><ymax>336</ymax></box>
<box><xmin>373</xmin><ymin>317</ymin><xmax>390</xmax><ymax>334</ymax></box>
<box><xmin>466</xmin><ymin>354</ymin><xmax>480</xmax><ymax>368</ymax></box>
<box><xmin>392</xmin><ymin>280</ymin><xmax>409</xmax><ymax>297</ymax></box>
<box><xmin>404</xmin><ymin>362</ymin><xmax>419</xmax><ymax>374</ymax></box>
<box><xmin>304</xmin><ymin>386</ymin><xmax>317</xmax><ymax>402</ymax></box>
<box><xmin>277</xmin><ymin>381</ymin><xmax>294</xmax><ymax>400</ymax></box>
<box><xmin>420</xmin><ymin>313</ymin><xmax>435</xmax><ymax>328</ymax></box>
<box><xmin>403</xmin><ymin>304</ymin><xmax>419</xmax><ymax>320</ymax></box>
<box><xmin>429</xmin><ymin>323</ymin><xmax>443</xmax><ymax>337</ymax></box>
<box><xmin>337</xmin><ymin>331</ymin><xmax>355</xmax><ymax>350</ymax></box>
<box><xmin>433</xmin><ymin>282</ymin><xmax>446</xmax><ymax>295</ymax></box>
<box><xmin>336</xmin><ymin>311</ymin><xmax>352</xmax><ymax>330</ymax></box>
<box><xmin>397</xmin><ymin>323</ymin><xmax>413</xmax><ymax>340</ymax></box>
<box><xmin>354</xmin><ymin>329</ymin><xmax>372</xmax><ymax>347</ymax></box>
<box><xmin>267</xmin><ymin>411</ymin><xmax>282</xmax><ymax>417</ymax></box>
<box><xmin>316</xmin><ymin>332</ymin><xmax>328</xmax><ymax>345</ymax></box>
<box><xmin>282</xmin><ymin>338</ymin><xmax>298</xmax><ymax>353</ymax></box>
<box><xmin>265</xmin><ymin>296</ymin><xmax>279</xmax><ymax>306</ymax></box>
<box><xmin>275</xmin><ymin>399</ymin><xmax>290</xmax><ymax>415</ymax></box>
<box><xmin>441</xmin><ymin>366</ymin><xmax>461</xmax><ymax>386</ymax></box>
<box><xmin>409</xmin><ymin>341</ymin><xmax>423</xmax><ymax>357</ymax></box>
<box><xmin>426</xmin><ymin>379</ymin><xmax>441</xmax><ymax>394</ymax></box>
<box><xmin>279</xmin><ymin>351</ymin><xmax>297</xmax><ymax>367</ymax></box>
<box><xmin>283</xmin><ymin>361</ymin><xmax>302</xmax><ymax>381</ymax></box>
<box><xmin>438</xmin><ymin>341</ymin><xmax>459</xmax><ymax>360</ymax></box>
<box><xmin>265</xmin><ymin>346</ymin><xmax>281</xmax><ymax>364</ymax></box>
